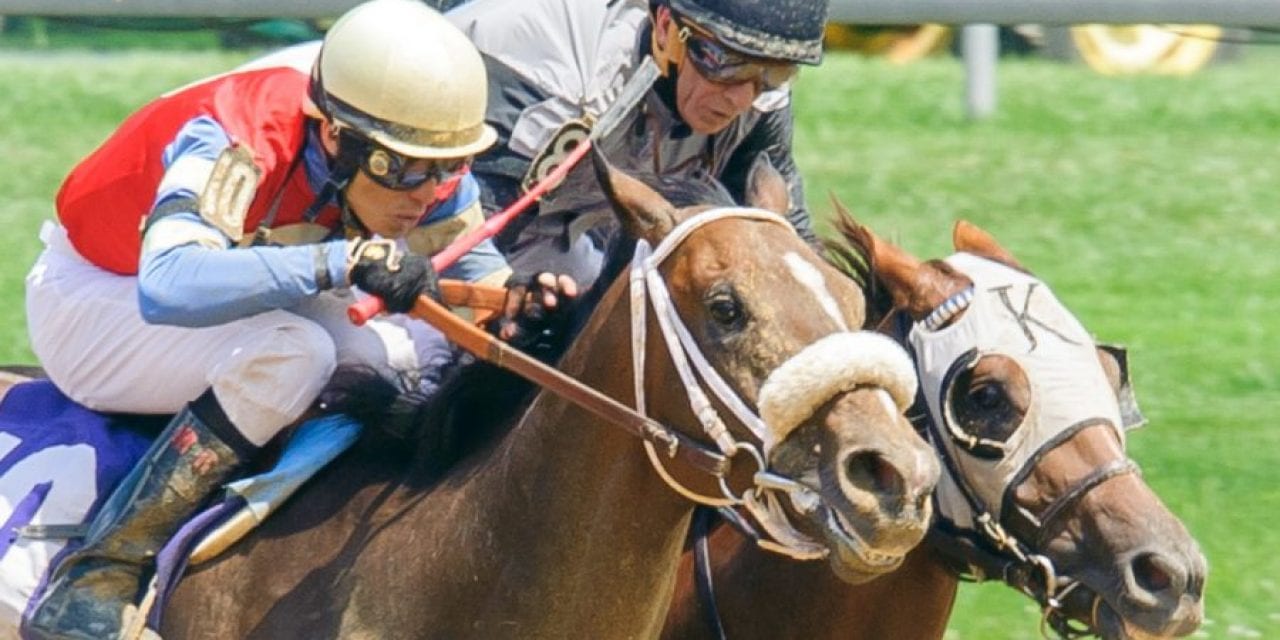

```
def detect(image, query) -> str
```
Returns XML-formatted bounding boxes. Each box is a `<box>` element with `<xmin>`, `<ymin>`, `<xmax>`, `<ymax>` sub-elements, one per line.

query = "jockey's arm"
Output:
<box><xmin>137</xmin><ymin>117</ymin><xmax>349</xmax><ymax>327</ymax></box>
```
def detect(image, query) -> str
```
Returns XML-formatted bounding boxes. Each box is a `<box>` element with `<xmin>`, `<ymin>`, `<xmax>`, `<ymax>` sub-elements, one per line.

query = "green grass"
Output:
<box><xmin>790</xmin><ymin>50</ymin><xmax>1280</xmax><ymax>639</ymax></box>
<box><xmin>1</xmin><ymin>45</ymin><xmax>1277</xmax><ymax>638</ymax></box>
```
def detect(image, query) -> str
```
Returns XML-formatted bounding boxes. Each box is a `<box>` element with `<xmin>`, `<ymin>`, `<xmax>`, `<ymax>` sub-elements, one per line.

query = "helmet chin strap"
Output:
<box><xmin>302</xmin><ymin>125</ymin><xmax>368</xmax><ymax>226</ymax></box>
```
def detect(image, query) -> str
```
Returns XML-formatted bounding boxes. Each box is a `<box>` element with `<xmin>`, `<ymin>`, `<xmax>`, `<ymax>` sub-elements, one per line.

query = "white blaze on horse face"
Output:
<box><xmin>782</xmin><ymin>252</ymin><xmax>848</xmax><ymax>332</ymax></box>
<box><xmin>875</xmin><ymin>387</ymin><xmax>899</xmax><ymax>421</ymax></box>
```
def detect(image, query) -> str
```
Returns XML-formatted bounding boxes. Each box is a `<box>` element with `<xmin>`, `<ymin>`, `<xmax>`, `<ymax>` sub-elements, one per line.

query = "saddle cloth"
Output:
<box><xmin>0</xmin><ymin>379</ymin><xmax>358</xmax><ymax>636</ymax></box>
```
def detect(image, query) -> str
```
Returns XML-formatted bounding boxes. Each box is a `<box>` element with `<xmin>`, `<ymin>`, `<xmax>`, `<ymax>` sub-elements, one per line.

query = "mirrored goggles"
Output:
<box><xmin>680</xmin><ymin>23</ymin><xmax>798</xmax><ymax>91</ymax></box>
<box><xmin>362</xmin><ymin>146</ymin><xmax>471</xmax><ymax>199</ymax></box>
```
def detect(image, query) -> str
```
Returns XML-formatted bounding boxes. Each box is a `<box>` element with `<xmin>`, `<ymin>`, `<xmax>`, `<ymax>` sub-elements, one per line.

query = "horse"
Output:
<box><xmin>10</xmin><ymin>155</ymin><xmax>938</xmax><ymax>638</ymax></box>
<box><xmin>662</xmin><ymin>211</ymin><xmax>1207</xmax><ymax>640</ymax></box>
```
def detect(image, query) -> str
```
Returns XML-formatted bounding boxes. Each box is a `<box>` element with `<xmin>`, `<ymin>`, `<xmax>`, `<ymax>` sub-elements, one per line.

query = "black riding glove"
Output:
<box><xmin>347</xmin><ymin>239</ymin><xmax>441</xmax><ymax>314</ymax></box>
<box><xmin>492</xmin><ymin>272</ymin><xmax>578</xmax><ymax>355</ymax></box>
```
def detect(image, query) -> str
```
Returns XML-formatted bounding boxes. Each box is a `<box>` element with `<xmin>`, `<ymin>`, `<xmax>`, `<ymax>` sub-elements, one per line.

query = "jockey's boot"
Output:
<box><xmin>24</xmin><ymin>390</ymin><xmax>258</xmax><ymax>640</ymax></box>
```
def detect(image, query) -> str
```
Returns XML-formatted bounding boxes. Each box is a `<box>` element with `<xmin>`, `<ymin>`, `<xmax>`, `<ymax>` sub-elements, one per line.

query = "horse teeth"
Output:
<box><xmin>789</xmin><ymin>489</ymin><xmax>820</xmax><ymax>514</ymax></box>
<box><xmin>825</xmin><ymin>507</ymin><xmax>899</xmax><ymax>567</ymax></box>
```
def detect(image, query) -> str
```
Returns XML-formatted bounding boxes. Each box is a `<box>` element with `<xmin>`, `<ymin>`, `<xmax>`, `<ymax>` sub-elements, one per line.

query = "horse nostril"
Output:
<box><xmin>846</xmin><ymin>451</ymin><xmax>904</xmax><ymax>500</ymax></box>
<box><xmin>1132</xmin><ymin>552</ymin><xmax>1175</xmax><ymax>594</ymax></box>
<box><xmin>1186</xmin><ymin>560</ymin><xmax>1206</xmax><ymax>598</ymax></box>
<box><xmin>914</xmin><ymin>490</ymin><xmax>930</xmax><ymax>514</ymax></box>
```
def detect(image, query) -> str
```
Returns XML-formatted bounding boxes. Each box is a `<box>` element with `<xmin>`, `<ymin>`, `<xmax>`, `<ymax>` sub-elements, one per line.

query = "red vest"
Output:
<box><xmin>56</xmin><ymin>66</ymin><xmax>341</xmax><ymax>275</ymax></box>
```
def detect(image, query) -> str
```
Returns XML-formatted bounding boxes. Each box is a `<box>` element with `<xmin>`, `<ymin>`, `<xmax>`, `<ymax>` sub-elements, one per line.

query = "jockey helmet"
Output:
<box><xmin>310</xmin><ymin>0</ymin><xmax>497</xmax><ymax>160</ymax></box>
<box><xmin>652</xmin><ymin>0</ymin><xmax>828</xmax><ymax>69</ymax></box>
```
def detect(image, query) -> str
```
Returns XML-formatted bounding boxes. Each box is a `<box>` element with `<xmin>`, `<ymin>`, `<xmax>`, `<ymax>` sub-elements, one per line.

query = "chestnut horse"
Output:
<box><xmin>663</xmin><ymin>213</ymin><xmax>1206</xmax><ymax>640</ymax></box>
<box><xmin>108</xmin><ymin>157</ymin><xmax>943</xmax><ymax>638</ymax></box>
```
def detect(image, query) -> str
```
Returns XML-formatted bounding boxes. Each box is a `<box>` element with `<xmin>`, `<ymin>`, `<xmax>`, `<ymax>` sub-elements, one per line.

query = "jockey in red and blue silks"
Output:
<box><xmin>21</xmin><ymin>3</ymin><xmax>522</xmax><ymax>639</ymax></box>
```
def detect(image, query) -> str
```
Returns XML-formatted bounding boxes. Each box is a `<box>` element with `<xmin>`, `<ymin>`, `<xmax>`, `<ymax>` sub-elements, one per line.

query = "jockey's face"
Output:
<box><xmin>344</xmin><ymin>169</ymin><xmax>442</xmax><ymax>238</ymax></box>
<box><xmin>320</xmin><ymin>120</ymin><xmax>469</xmax><ymax>238</ymax></box>
<box><xmin>654</xmin><ymin>8</ymin><xmax>795</xmax><ymax>134</ymax></box>
<box><xmin>674</xmin><ymin>50</ymin><xmax>759</xmax><ymax>134</ymax></box>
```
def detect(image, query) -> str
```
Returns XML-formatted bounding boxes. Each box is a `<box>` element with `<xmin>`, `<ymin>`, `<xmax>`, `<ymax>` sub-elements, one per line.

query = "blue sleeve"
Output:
<box><xmin>138</xmin><ymin>215</ymin><xmax>349</xmax><ymax>327</ymax></box>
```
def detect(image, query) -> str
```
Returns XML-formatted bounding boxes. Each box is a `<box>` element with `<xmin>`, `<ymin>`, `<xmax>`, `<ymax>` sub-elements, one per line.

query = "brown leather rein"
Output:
<box><xmin>422</xmin><ymin>279</ymin><xmax>731</xmax><ymax>478</ymax></box>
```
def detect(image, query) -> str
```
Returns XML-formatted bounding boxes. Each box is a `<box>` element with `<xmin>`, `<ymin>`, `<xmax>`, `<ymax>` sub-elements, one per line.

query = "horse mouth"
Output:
<box><xmin>1069</xmin><ymin>584</ymin><xmax>1202</xmax><ymax>640</ymax></box>
<box><xmin>1096</xmin><ymin>600</ymin><xmax>1159</xmax><ymax>640</ymax></box>
<box><xmin>821</xmin><ymin>505</ymin><xmax>905</xmax><ymax>577</ymax></box>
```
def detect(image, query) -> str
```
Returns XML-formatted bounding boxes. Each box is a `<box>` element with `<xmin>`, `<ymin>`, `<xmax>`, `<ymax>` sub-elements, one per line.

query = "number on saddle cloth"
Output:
<box><xmin>0</xmin><ymin>380</ymin><xmax>152</xmax><ymax>633</ymax></box>
<box><xmin>0</xmin><ymin>380</ymin><xmax>364</xmax><ymax>634</ymax></box>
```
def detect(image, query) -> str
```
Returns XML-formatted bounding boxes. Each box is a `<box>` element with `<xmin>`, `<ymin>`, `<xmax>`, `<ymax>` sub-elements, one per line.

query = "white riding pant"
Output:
<box><xmin>25</xmin><ymin>222</ymin><xmax>450</xmax><ymax>446</ymax></box>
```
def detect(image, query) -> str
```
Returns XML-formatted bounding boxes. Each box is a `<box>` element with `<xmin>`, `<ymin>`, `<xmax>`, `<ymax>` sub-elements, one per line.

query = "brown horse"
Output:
<box><xmin>663</xmin><ymin>213</ymin><xmax>1206</xmax><ymax>640</ymax></box>
<box><xmin>137</xmin><ymin>157</ymin><xmax>941</xmax><ymax>638</ymax></box>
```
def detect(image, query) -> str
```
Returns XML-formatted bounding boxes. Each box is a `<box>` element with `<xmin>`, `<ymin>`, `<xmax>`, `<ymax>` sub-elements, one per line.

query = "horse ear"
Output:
<box><xmin>1097</xmin><ymin>344</ymin><xmax>1147</xmax><ymax>430</ymax></box>
<box><xmin>952</xmin><ymin>220</ymin><xmax>1025</xmax><ymax>271</ymax></box>
<box><xmin>591</xmin><ymin>146</ymin><xmax>676</xmax><ymax>243</ymax></box>
<box><xmin>861</xmin><ymin>224</ymin><xmax>924</xmax><ymax>314</ymax></box>
<box><xmin>743</xmin><ymin>153</ymin><xmax>790</xmax><ymax>216</ymax></box>
<box><xmin>868</xmin><ymin>225</ymin><xmax>968</xmax><ymax>322</ymax></box>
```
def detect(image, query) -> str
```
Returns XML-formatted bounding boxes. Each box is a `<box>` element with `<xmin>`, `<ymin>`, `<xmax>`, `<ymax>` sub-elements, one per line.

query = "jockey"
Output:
<box><xmin>22</xmin><ymin>1</ymin><xmax>523</xmax><ymax>637</ymax></box>
<box><xmin>447</xmin><ymin>0</ymin><xmax>829</xmax><ymax>311</ymax></box>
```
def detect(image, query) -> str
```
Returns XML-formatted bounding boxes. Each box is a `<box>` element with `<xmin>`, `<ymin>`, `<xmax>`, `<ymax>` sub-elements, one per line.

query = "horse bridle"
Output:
<box><xmin>630</xmin><ymin>206</ymin><xmax>917</xmax><ymax>560</ymax></box>
<box><xmin>923</xmin><ymin>407</ymin><xmax>1139</xmax><ymax>639</ymax></box>
<box><xmin>404</xmin><ymin>206</ymin><xmax>917</xmax><ymax>562</ymax></box>
<box><xmin>907</xmin><ymin>274</ymin><xmax>1143</xmax><ymax>640</ymax></box>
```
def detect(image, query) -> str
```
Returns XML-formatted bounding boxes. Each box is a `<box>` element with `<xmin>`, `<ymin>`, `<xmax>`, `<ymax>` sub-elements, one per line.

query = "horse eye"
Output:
<box><xmin>968</xmin><ymin>384</ymin><xmax>1007</xmax><ymax>412</ymax></box>
<box><xmin>707</xmin><ymin>293</ymin><xmax>744</xmax><ymax>328</ymax></box>
<box><xmin>946</xmin><ymin>364</ymin><xmax>1023</xmax><ymax>448</ymax></box>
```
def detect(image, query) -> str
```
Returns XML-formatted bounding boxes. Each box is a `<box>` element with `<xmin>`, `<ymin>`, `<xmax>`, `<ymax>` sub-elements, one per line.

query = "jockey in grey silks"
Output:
<box><xmin>447</xmin><ymin>0</ymin><xmax>830</xmax><ymax>296</ymax></box>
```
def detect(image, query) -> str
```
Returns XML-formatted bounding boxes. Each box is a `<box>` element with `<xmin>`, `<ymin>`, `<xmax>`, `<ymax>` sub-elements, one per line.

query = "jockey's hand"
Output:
<box><xmin>496</xmin><ymin>272</ymin><xmax>578</xmax><ymax>350</ymax></box>
<box><xmin>347</xmin><ymin>239</ymin><xmax>441</xmax><ymax>313</ymax></box>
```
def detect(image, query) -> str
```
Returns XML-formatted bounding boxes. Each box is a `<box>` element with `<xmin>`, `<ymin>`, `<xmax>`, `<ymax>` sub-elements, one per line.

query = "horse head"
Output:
<box><xmin>834</xmin><ymin>211</ymin><xmax>1206</xmax><ymax>639</ymax></box>
<box><xmin>592</xmin><ymin>152</ymin><xmax>938</xmax><ymax>583</ymax></box>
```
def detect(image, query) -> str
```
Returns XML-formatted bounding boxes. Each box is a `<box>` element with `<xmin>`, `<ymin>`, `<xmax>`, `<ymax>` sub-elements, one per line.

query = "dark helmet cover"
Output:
<box><xmin>663</xmin><ymin>0</ymin><xmax>828</xmax><ymax>65</ymax></box>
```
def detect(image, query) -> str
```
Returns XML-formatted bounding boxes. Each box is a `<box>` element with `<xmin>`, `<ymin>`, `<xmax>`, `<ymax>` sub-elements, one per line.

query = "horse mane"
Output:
<box><xmin>820</xmin><ymin>209</ymin><xmax>896</xmax><ymax>330</ymax></box>
<box><xmin>320</xmin><ymin>359</ymin><xmax>534</xmax><ymax>485</ymax></box>
<box><xmin>654</xmin><ymin>173</ymin><xmax>737</xmax><ymax>209</ymax></box>
<box><xmin>820</xmin><ymin>211</ymin><xmax>964</xmax><ymax>438</ymax></box>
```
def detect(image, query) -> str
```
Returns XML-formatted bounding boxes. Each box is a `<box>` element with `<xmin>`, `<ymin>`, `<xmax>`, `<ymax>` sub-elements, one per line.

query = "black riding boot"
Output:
<box><xmin>24</xmin><ymin>390</ymin><xmax>258</xmax><ymax>640</ymax></box>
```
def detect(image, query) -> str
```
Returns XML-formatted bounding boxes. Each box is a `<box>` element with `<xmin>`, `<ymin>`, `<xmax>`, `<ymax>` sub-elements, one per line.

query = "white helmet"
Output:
<box><xmin>311</xmin><ymin>0</ymin><xmax>497</xmax><ymax>159</ymax></box>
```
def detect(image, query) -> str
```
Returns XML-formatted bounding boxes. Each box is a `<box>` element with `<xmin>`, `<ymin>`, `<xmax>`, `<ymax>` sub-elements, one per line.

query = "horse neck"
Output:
<box><xmin>166</xmin><ymin>275</ymin><xmax>716</xmax><ymax>637</ymax></box>
<box><xmin>665</xmin><ymin>526</ymin><xmax>846</xmax><ymax>640</ymax></box>
<box><xmin>418</xmin><ymin>271</ymin><xmax>700</xmax><ymax>636</ymax></box>
<box><xmin>665</xmin><ymin>524</ymin><xmax>959</xmax><ymax>640</ymax></box>
<box><xmin>494</xmin><ymin>268</ymin><xmax>697</xmax><ymax>523</ymax></box>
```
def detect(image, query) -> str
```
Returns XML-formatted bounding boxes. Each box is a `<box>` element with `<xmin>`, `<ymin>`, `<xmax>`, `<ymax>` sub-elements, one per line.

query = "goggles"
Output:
<box><xmin>361</xmin><ymin>145</ymin><xmax>471</xmax><ymax>201</ymax></box>
<box><xmin>678</xmin><ymin>20</ymin><xmax>798</xmax><ymax>92</ymax></box>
